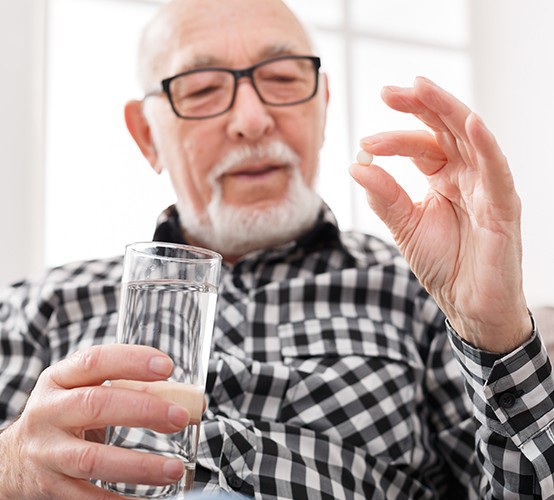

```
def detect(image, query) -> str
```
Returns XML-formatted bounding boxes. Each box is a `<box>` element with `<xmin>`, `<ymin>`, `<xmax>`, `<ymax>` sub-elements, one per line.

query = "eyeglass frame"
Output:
<box><xmin>144</xmin><ymin>55</ymin><xmax>322</xmax><ymax>120</ymax></box>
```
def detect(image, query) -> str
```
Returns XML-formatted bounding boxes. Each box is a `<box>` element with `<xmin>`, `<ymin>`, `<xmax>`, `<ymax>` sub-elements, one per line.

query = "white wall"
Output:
<box><xmin>469</xmin><ymin>0</ymin><xmax>554</xmax><ymax>307</ymax></box>
<box><xmin>2</xmin><ymin>0</ymin><xmax>554</xmax><ymax>309</ymax></box>
<box><xmin>0</xmin><ymin>0</ymin><xmax>45</xmax><ymax>284</ymax></box>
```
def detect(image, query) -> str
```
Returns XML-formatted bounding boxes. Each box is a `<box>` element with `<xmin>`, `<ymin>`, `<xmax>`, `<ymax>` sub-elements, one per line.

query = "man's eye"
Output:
<box><xmin>272</xmin><ymin>75</ymin><xmax>297</xmax><ymax>82</ymax></box>
<box><xmin>261</xmin><ymin>74</ymin><xmax>299</xmax><ymax>83</ymax></box>
<box><xmin>185</xmin><ymin>86</ymin><xmax>221</xmax><ymax>98</ymax></box>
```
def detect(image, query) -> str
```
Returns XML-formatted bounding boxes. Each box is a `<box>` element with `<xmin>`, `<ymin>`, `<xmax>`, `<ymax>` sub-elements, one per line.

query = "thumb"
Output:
<box><xmin>349</xmin><ymin>162</ymin><xmax>414</xmax><ymax>237</ymax></box>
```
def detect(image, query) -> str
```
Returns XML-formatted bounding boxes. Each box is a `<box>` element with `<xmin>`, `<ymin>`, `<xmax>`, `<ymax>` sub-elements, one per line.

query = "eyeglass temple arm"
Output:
<box><xmin>143</xmin><ymin>87</ymin><xmax>164</xmax><ymax>99</ymax></box>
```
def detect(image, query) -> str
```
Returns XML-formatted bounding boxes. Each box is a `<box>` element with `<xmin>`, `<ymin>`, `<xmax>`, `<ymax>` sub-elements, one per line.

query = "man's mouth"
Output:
<box><xmin>222</xmin><ymin>163</ymin><xmax>288</xmax><ymax>179</ymax></box>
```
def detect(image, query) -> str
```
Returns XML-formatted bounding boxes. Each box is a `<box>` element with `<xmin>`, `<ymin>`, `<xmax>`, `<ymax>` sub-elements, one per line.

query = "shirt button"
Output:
<box><xmin>228</xmin><ymin>474</ymin><xmax>244</xmax><ymax>490</ymax></box>
<box><xmin>498</xmin><ymin>392</ymin><xmax>517</xmax><ymax>409</ymax></box>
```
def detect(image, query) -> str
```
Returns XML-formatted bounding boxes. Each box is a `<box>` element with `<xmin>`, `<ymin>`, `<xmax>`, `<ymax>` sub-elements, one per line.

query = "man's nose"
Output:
<box><xmin>226</xmin><ymin>79</ymin><xmax>275</xmax><ymax>141</ymax></box>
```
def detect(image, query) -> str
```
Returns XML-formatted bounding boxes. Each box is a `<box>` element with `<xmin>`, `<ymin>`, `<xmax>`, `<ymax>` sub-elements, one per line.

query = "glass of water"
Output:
<box><xmin>103</xmin><ymin>242</ymin><xmax>221</xmax><ymax>498</ymax></box>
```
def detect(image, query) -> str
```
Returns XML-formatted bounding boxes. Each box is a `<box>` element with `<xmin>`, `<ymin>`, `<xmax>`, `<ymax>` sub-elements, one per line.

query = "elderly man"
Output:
<box><xmin>1</xmin><ymin>0</ymin><xmax>553</xmax><ymax>498</ymax></box>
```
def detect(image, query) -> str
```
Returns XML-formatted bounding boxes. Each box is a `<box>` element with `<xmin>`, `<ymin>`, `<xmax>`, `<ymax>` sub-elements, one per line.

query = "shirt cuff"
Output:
<box><xmin>446</xmin><ymin>317</ymin><xmax>554</xmax><ymax>447</ymax></box>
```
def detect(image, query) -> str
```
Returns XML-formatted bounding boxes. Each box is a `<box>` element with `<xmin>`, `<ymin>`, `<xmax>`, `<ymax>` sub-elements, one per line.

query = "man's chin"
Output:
<box><xmin>180</xmin><ymin>197</ymin><xmax>321</xmax><ymax>259</ymax></box>
<box><xmin>207</xmin><ymin>204</ymin><xmax>308</xmax><ymax>256</ymax></box>
<box><xmin>223</xmin><ymin>197</ymin><xmax>286</xmax><ymax>212</ymax></box>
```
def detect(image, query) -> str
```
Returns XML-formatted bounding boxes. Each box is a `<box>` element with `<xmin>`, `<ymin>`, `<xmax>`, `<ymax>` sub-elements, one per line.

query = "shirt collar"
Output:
<box><xmin>152</xmin><ymin>203</ymin><xmax>345</xmax><ymax>265</ymax></box>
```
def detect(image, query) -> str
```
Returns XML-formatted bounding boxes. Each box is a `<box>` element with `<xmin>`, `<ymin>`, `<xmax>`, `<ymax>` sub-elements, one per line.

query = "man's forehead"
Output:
<box><xmin>143</xmin><ymin>0</ymin><xmax>313</xmax><ymax>82</ymax></box>
<box><xmin>171</xmin><ymin>43</ymin><xmax>306</xmax><ymax>72</ymax></box>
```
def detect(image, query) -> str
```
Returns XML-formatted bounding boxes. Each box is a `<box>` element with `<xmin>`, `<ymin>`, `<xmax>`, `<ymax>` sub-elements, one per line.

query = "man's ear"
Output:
<box><xmin>124</xmin><ymin>100</ymin><xmax>162</xmax><ymax>173</ymax></box>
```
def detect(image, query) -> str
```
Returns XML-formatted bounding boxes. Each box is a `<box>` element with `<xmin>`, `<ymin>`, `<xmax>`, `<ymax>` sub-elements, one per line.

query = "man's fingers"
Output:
<box><xmin>50</xmin><ymin>439</ymin><xmax>184</xmax><ymax>486</ymax></box>
<box><xmin>24</xmin><ymin>477</ymin><xmax>125</xmax><ymax>500</ymax></box>
<box><xmin>349</xmin><ymin>162</ymin><xmax>415</xmax><ymax>239</ymax></box>
<box><xmin>53</xmin><ymin>385</ymin><xmax>191</xmax><ymax>432</ymax></box>
<box><xmin>47</xmin><ymin>345</ymin><xmax>174</xmax><ymax>389</ymax></box>
<box><xmin>465</xmin><ymin>112</ymin><xmax>501</xmax><ymax>161</ymax></box>
<box><xmin>380</xmin><ymin>83</ymin><xmax>474</xmax><ymax>165</ymax></box>
<box><xmin>380</xmin><ymin>84</ymin><xmax>448</xmax><ymax>134</ymax></box>
<box><xmin>378</xmin><ymin>79</ymin><xmax>513</xmax><ymax>199</ymax></box>
<box><xmin>360</xmin><ymin>130</ymin><xmax>446</xmax><ymax>176</ymax></box>
<box><xmin>412</xmin><ymin>77</ymin><xmax>473</xmax><ymax>142</ymax></box>
<box><xmin>466</xmin><ymin>113</ymin><xmax>513</xmax><ymax>182</ymax></box>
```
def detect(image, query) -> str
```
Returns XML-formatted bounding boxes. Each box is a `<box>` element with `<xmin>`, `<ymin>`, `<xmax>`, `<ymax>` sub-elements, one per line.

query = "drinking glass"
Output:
<box><xmin>103</xmin><ymin>242</ymin><xmax>221</xmax><ymax>498</ymax></box>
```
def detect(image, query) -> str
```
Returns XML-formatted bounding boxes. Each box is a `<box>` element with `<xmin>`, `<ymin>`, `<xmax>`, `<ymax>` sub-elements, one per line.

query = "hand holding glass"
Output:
<box><xmin>103</xmin><ymin>242</ymin><xmax>221</xmax><ymax>498</ymax></box>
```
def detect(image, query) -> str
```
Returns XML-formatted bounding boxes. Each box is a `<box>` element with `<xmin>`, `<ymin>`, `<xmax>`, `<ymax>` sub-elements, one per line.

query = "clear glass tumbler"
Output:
<box><xmin>103</xmin><ymin>242</ymin><xmax>221</xmax><ymax>498</ymax></box>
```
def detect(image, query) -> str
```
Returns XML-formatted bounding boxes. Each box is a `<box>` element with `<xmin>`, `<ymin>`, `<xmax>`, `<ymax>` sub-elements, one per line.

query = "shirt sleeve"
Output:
<box><xmin>0</xmin><ymin>280</ymin><xmax>50</xmax><ymax>428</ymax></box>
<box><xmin>0</xmin><ymin>258</ymin><xmax>121</xmax><ymax>429</ymax></box>
<box><xmin>447</xmin><ymin>318</ymin><xmax>554</xmax><ymax>498</ymax></box>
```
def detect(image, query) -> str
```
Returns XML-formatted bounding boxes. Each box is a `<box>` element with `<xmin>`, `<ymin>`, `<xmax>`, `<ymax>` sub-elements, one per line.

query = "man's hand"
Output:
<box><xmin>350</xmin><ymin>76</ymin><xmax>532</xmax><ymax>353</ymax></box>
<box><xmin>0</xmin><ymin>345</ymin><xmax>190</xmax><ymax>499</ymax></box>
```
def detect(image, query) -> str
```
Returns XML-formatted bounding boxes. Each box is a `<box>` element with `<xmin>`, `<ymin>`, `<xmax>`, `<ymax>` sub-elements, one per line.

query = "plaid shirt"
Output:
<box><xmin>1</xmin><ymin>204</ymin><xmax>554</xmax><ymax>499</ymax></box>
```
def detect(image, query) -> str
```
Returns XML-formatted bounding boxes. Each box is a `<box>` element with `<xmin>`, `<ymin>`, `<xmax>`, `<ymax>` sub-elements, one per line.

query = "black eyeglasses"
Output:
<box><xmin>144</xmin><ymin>55</ymin><xmax>321</xmax><ymax>120</ymax></box>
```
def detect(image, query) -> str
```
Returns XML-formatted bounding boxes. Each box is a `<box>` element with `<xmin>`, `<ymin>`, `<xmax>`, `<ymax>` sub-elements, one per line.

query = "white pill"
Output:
<box><xmin>356</xmin><ymin>150</ymin><xmax>374</xmax><ymax>166</ymax></box>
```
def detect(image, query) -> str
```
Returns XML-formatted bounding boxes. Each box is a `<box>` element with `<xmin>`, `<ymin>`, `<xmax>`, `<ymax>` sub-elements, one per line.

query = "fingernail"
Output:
<box><xmin>360</xmin><ymin>136</ymin><xmax>381</xmax><ymax>146</ymax></box>
<box><xmin>164</xmin><ymin>459</ymin><xmax>184</xmax><ymax>480</ymax></box>
<box><xmin>149</xmin><ymin>356</ymin><xmax>173</xmax><ymax>376</ymax></box>
<box><xmin>415</xmin><ymin>75</ymin><xmax>433</xmax><ymax>85</ymax></box>
<box><xmin>382</xmin><ymin>85</ymin><xmax>402</xmax><ymax>93</ymax></box>
<box><xmin>168</xmin><ymin>405</ymin><xmax>189</xmax><ymax>428</ymax></box>
<box><xmin>470</xmin><ymin>112</ymin><xmax>484</xmax><ymax>125</ymax></box>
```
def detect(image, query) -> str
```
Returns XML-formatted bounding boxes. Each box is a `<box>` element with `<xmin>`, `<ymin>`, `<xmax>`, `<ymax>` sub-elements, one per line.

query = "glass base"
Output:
<box><xmin>102</xmin><ymin>463</ymin><xmax>195</xmax><ymax>498</ymax></box>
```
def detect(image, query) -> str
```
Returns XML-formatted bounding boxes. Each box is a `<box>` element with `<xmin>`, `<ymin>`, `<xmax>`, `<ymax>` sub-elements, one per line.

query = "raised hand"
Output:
<box><xmin>0</xmin><ymin>345</ymin><xmax>190</xmax><ymax>499</ymax></box>
<box><xmin>350</xmin><ymin>77</ymin><xmax>532</xmax><ymax>353</ymax></box>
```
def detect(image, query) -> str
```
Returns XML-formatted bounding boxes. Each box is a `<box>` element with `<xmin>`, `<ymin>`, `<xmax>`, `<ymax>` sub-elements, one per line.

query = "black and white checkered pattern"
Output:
<box><xmin>2</xmin><ymin>203</ymin><xmax>554</xmax><ymax>499</ymax></box>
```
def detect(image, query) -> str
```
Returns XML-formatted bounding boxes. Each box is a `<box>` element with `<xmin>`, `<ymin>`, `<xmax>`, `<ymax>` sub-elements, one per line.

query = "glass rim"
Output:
<box><xmin>125</xmin><ymin>241</ymin><xmax>222</xmax><ymax>264</ymax></box>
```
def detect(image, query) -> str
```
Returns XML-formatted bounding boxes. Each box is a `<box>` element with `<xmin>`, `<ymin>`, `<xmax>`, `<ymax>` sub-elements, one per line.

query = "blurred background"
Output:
<box><xmin>1</xmin><ymin>0</ymin><xmax>553</xmax><ymax>309</ymax></box>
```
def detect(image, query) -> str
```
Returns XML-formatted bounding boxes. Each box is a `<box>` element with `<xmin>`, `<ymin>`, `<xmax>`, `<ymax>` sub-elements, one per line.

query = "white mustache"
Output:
<box><xmin>208</xmin><ymin>141</ymin><xmax>301</xmax><ymax>187</ymax></box>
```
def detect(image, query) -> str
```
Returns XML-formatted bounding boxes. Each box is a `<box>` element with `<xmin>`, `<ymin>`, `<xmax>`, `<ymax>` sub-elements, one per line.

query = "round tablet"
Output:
<box><xmin>356</xmin><ymin>150</ymin><xmax>374</xmax><ymax>165</ymax></box>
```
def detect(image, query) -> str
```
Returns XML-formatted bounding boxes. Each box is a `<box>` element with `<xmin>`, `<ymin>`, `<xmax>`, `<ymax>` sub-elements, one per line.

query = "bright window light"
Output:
<box><xmin>44</xmin><ymin>0</ymin><xmax>470</xmax><ymax>265</ymax></box>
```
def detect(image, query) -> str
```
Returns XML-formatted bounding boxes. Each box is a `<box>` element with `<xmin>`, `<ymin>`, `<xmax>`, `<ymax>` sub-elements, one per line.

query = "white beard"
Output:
<box><xmin>176</xmin><ymin>141</ymin><xmax>322</xmax><ymax>258</ymax></box>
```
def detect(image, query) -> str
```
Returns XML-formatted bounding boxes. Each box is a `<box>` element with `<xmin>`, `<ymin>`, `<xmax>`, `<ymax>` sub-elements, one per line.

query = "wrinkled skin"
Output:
<box><xmin>350</xmin><ymin>77</ymin><xmax>531</xmax><ymax>354</ymax></box>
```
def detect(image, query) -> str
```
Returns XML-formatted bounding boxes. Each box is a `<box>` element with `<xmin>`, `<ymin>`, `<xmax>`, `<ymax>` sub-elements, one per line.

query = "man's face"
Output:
<box><xmin>137</xmin><ymin>0</ymin><xmax>328</xmax><ymax>256</ymax></box>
